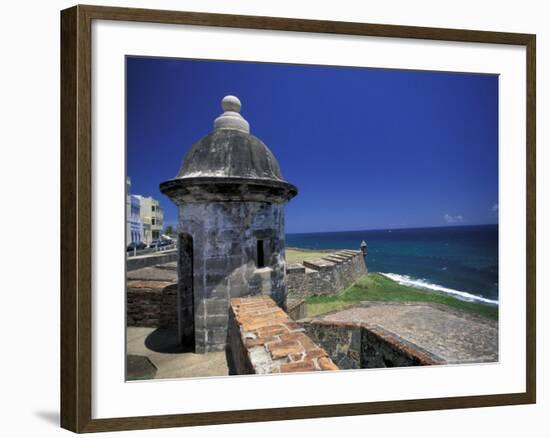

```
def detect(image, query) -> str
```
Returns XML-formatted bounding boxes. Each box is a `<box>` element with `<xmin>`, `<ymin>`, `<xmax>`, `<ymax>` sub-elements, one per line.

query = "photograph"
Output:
<box><xmin>1</xmin><ymin>0</ymin><xmax>542</xmax><ymax>435</ymax></box>
<box><xmin>125</xmin><ymin>56</ymin><xmax>499</xmax><ymax>380</ymax></box>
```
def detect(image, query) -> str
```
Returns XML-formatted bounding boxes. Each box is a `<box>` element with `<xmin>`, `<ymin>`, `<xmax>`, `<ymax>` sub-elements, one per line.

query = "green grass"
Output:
<box><xmin>305</xmin><ymin>272</ymin><xmax>498</xmax><ymax>320</ymax></box>
<box><xmin>286</xmin><ymin>247</ymin><xmax>334</xmax><ymax>264</ymax></box>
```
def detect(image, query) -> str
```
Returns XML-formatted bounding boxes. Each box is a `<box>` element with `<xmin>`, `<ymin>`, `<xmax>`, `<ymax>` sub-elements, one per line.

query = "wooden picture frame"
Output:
<box><xmin>60</xmin><ymin>4</ymin><xmax>536</xmax><ymax>433</ymax></box>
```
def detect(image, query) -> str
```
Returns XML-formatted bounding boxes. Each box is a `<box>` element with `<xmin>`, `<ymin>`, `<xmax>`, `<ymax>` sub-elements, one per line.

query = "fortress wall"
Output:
<box><xmin>287</xmin><ymin>250</ymin><xmax>367</xmax><ymax>299</ymax></box>
<box><xmin>302</xmin><ymin>319</ymin><xmax>444</xmax><ymax>369</ymax></box>
<box><xmin>126</xmin><ymin>249</ymin><xmax>366</xmax><ymax>336</ymax></box>
<box><xmin>126</xmin><ymin>280</ymin><xmax>178</xmax><ymax>328</ymax></box>
<box><xmin>287</xmin><ymin>298</ymin><xmax>306</xmax><ymax>320</ymax></box>
<box><xmin>286</xmin><ymin>264</ymin><xmax>308</xmax><ymax>297</ymax></box>
<box><xmin>303</xmin><ymin>321</ymin><xmax>362</xmax><ymax>369</ymax></box>
<box><xmin>127</xmin><ymin>250</ymin><xmax>178</xmax><ymax>271</ymax></box>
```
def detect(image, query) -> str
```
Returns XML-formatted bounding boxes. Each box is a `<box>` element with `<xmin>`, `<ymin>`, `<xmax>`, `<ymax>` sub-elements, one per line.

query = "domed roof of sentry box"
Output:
<box><xmin>160</xmin><ymin>96</ymin><xmax>298</xmax><ymax>203</ymax></box>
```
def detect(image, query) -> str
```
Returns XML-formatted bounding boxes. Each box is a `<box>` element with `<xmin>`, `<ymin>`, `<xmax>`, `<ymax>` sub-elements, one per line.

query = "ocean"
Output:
<box><xmin>286</xmin><ymin>225</ymin><xmax>498</xmax><ymax>305</ymax></box>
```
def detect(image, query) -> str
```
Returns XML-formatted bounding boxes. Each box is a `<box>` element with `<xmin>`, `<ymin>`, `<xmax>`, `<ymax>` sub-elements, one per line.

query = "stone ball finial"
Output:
<box><xmin>222</xmin><ymin>95</ymin><xmax>241</xmax><ymax>113</ymax></box>
<box><xmin>214</xmin><ymin>95</ymin><xmax>250</xmax><ymax>133</ymax></box>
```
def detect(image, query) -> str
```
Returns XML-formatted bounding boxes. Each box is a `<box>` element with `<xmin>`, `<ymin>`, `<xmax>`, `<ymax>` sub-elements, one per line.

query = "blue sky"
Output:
<box><xmin>127</xmin><ymin>57</ymin><xmax>498</xmax><ymax>234</ymax></box>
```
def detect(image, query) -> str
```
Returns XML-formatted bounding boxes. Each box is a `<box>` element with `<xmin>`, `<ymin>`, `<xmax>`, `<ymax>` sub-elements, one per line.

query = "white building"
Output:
<box><xmin>129</xmin><ymin>195</ymin><xmax>143</xmax><ymax>244</ymax></box>
<box><xmin>135</xmin><ymin>195</ymin><xmax>164</xmax><ymax>245</ymax></box>
<box><xmin>126</xmin><ymin>177</ymin><xmax>144</xmax><ymax>245</ymax></box>
<box><xmin>126</xmin><ymin>177</ymin><xmax>132</xmax><ymax>244</ymax></box>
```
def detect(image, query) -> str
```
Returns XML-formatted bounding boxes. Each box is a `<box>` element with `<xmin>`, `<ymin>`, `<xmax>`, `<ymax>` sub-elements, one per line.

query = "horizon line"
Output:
<box><xmin>286</xmin><ymin>223</ymin><xmax>498</xmax><ymax>235</ymax></box>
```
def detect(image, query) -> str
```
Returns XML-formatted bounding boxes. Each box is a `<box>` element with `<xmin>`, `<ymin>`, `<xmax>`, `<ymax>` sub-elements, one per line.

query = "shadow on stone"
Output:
<box><xmin>225</xmin><ymin>346</ymin><xmax>238</xmax><ymax>375</ymax></box>
<box><xmin>144</xmin><ymin>327</ymin><xmax>193</xmax><ymax>354</ymax></box>
<box><xmin>126</xmin><ymin>355</ymin><xmax>157</xmax><ymax>380</ymax></box>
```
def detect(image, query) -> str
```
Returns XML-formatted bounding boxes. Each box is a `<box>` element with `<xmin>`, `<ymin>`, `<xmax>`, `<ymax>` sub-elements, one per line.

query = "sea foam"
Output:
<box><xmin>380</xmin><ymin>272</ymin><xmax>498</xmax><ymax>305</ymax></box>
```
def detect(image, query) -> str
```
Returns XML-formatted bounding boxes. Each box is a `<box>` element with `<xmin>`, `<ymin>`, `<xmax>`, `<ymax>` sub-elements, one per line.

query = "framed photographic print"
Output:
<box><xmin>60</xmin><ymin>4</ymin><xmax>536</xmax><ymax>433</ymax></box>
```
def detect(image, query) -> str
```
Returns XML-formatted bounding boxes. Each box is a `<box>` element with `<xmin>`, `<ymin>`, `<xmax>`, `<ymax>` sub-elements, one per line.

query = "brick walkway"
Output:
<box><xmin>230</xmin><ymin>296</ymin><xmax>338</xmax><ymax>373</ymax></box>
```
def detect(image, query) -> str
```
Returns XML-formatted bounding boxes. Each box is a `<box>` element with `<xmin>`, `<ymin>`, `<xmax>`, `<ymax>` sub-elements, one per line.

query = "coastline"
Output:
<box><xmin>379</xmin><ymin>272</ymin><xmax>498</xmax><ymax>305</ymax></box>
<box><xmin>286</xmin><ymin>226</ymin><xmax>499</xmax><ymax>302</ymax></box>
<box><xmin>305</xmin><ymin>272</ymin><xmax>498</xmax><ymax>320</ymax></box>
<box><xmin>286</xmin><ymin>247</ymin><xmax>498</xmax><ymax>321</ymax></box>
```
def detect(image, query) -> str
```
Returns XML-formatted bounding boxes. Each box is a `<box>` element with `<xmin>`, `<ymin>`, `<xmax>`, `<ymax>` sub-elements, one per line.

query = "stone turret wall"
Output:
<box><xmin>286</xmin><ymin>250</ymin><xmax>367</xmax><ymax>299</ymax></box>
<box><xmin>179</xmin><ymin>201</ymin><xmax>288</xmax><ymax>353</ymax></box>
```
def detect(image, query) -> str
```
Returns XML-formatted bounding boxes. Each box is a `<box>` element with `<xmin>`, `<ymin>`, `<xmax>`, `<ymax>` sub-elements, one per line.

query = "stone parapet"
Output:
<box><xmin>229</xmin><ymin>296</ymin><xmax>338</xmax><ymax>374</ymax></box>
<box><xmin>340</xmin><ymin>250</ymin><xmax>358</xmax><ymax>256</ymax></box>
<box><xmin>127</xmin><ymin>250</ymin><xmax>178</xmax><ymax>271</ymax></box>
<box><xmin>307</xmin><ymin>302</ymin><xmax>498</xmax><ymax>365</ymax></box>
<box><xmin>302</xmin><ymin>258</ymin><xmax>336</xmax><ymax>271</ymax></box>
<box><xmin>126</xmin><ymin>264</ymin><xmax>179</xmax><ymax>328</ymax></box>
<box><xmin>287</xmin><ymin>298</ymin><xmax>306</xmax><ymax>321</ymax></box>
<box><xmin>287</xmin><ymin>249</ymin><xmax>367</xmax><ymax>298</ymax></box>
<box><xmin>302</xmin><ymin>318</ymin><xmax>444</xmax><ymax>369</ymax></box>
<box><xmin>286</xmin><ymin>263</ymin><xmax>306</xmax><ymax>274</ymax></box>
<box><xmin>322</xmin><ymin>256</ymin><xmax>345</xmax><ymax>264</ymax></box>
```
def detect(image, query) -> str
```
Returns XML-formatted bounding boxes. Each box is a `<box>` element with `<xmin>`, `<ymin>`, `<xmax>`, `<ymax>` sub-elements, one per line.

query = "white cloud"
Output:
<box><xmin>492</xmin><ymin>204</ymin><xmax>499</xmax><ymax>212</ymax></box>
<box><xmin>444</xmin><ymin>213</ymin><xmax>464</xmax><ymax>224</ymax></box>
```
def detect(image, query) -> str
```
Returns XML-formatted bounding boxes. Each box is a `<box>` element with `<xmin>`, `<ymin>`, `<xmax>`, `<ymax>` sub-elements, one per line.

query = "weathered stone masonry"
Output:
<box><xmin>127</xmin><ymin>280</ymin><xmax>177</xmax><ymax>328</ymax></box>
<box><xmin>126</xmin><ymin>263</ymin><xmax>178</xmax><ymax>328</ymax></box>
<box><xmin>287</xmin><ymin>250</ymin><xmax>367</xmax><ymax>299</ymax></box>
<box><xmin>177</xmin><ymin>201</ymin><xmax>289</xmax><ymax>352</ymax></box>
<box><xmin>130</xmin><ymin>95</ymin><xmax>369</xmax><ymax>362</ymax></box>
<box><xmin>160</xmin><ymin>96</ymin><xmax>297</xmax><ymax>353</ymax></box>
<box><xmin>302</xmin><ymin>318</ymin><xmax>444</xmax><ymax>369</ymax></box>
<box><xmin>229</xmin><ymin>295</ymin><xmax>338</xmax><ymax>374</ymax></box>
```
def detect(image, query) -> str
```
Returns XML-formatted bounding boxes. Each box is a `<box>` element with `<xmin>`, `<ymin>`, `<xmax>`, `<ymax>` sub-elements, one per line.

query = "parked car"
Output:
<box><xmin>149</xmin><ymin>240</ymin><xmax>162</xmax><ymax>249</ymax></box>
<box><xmin>160</xmin><ymin>239</ymin><xmax>174</xmax><ymax>247</ymax></box>
<box><xmin>127</xmin><ymin>241</ymin><xmax>146</xmax><ymax>251</ymax></box>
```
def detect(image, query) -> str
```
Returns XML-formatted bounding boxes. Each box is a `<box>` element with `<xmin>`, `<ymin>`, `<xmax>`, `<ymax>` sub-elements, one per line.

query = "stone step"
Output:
<box><xmin>286</xmin><ymin>263</ymin><xmax>306</xmax><ymax>274</ymax></box>
<box><xmin>302</xmin><ymin>259</ymin><xmax>336</xmax><ymax>271</ymax></box>
<box><xmin>322</xmin><ymin>256</ymin><xmax>345</xmax><ymax>264</ymax></box>
<box><xmin>328</xmin><ymin>253</ymin><xmax>350</xmax><ymax>261</ymax></box>
<box><xmin>338</xmin><ymin>250</ymin><xmax>360</xmax><ymax>257</ymax></box>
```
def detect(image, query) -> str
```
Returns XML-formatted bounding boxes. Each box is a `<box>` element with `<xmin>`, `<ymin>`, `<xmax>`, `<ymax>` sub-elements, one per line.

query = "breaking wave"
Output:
<box><xmin>380</xmin><ymin>272</ymin><xmax>498</xmax><ymax>305</ymax></box>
